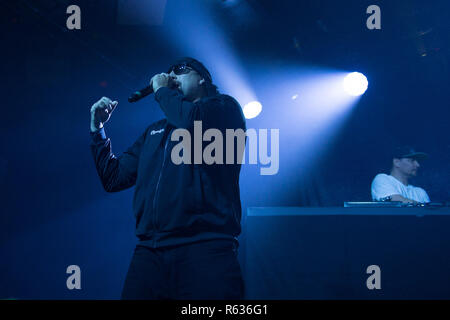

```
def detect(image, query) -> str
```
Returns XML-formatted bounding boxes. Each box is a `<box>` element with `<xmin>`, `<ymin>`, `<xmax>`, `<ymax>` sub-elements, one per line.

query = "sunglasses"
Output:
<box><xmin>170</xmin><ymin>64</ymin><xmax>194</xmax><ymax>75</ymax></box>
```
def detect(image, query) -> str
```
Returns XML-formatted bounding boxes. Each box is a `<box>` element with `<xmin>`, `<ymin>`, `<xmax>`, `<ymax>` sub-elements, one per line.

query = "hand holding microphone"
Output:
<box><xmin>151</xmin><ymin>73</ymin><xmax>177</xmax><ymax>93</ymax></box>
<box><xmin>90</xmin><ymin>74</ymin><xmax>177</xmax><ymax>132</ymax></box>
<box><xmin>128</xmin><ymin>73</ymin><xmax>178</xmax><ymax>103</ymax></box>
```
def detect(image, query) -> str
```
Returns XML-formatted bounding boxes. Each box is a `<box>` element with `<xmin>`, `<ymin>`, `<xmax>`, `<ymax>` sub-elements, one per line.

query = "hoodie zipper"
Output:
<box><xmin>152</xmin><ymin>128</ymin><xmax>172</xmax><ymax>248</ymax></box>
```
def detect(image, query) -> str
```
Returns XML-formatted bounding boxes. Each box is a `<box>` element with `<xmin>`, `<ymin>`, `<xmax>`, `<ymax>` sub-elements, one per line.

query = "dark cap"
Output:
<box><xmin>167</xmin><ymin>57</ymin><xmax>213</xmax><ymax>83</ymax></box>
<box><xmin>393</xmin><ymin>146</ymin><xmax>428</xmax><ymax>160</ymax></box>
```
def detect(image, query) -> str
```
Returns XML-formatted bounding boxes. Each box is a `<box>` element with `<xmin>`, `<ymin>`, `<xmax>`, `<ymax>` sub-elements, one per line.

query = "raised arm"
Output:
<box><xmin>154</xmin><ymin>87</ymin><xmax>245</xmax><ymax>131</ymax></box>
<box><xmin>90</xmin><ymin>97</ymin><xmax>145</xmax><ymax>192</ymax></box>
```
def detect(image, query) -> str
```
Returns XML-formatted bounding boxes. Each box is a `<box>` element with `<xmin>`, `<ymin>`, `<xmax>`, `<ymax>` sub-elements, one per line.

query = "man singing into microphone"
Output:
<box><xmin>89</xmin><ymin>57</ymin><xmax>246</xmax><ymax>299</ymax></box>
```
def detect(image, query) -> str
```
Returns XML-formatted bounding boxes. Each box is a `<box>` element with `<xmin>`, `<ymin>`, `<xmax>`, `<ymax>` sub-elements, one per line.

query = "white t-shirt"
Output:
<box><xmin>371</xmin><ymin>173</ymin><xmax>430</xmax><ymax>203</ymax></box>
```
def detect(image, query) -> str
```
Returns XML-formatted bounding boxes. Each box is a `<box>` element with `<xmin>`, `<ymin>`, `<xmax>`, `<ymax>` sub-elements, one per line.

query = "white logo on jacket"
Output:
<box><xmin>151</xmin><ymin>128</ymin><xmax>165</xmax><ymax>135</ymax></box>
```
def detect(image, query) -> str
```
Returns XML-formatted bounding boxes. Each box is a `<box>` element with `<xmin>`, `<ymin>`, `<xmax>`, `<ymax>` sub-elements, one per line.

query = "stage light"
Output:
<box><xmin>343</xmin><ymin>72</ymin><xmax>368</xmax><ymax>96</ymax></box>
<box><xmin>162</xmin><ymin>0</ymin><xmax>257</xmax><ymax>115</ymax></box>
<box><xmin>243</xmin><ymin>101</ymin><xmax>262</xmax><ymax>119</ymax></box>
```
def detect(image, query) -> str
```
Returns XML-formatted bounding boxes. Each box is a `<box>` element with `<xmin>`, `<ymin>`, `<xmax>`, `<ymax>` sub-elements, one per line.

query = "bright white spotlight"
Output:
<box><xmin>243</xmin><ymin>101</ymin><xmax>262</xmax><ymax>119</ymax></box>
<box><xmin>343</xmin><ymin>72</ymin><xmax>368</xmax><ymax>96</ymax></box>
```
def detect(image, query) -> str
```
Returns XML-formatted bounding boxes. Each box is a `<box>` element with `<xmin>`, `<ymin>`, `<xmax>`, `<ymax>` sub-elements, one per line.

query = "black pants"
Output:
<box><xmin>121</xmin><ymin>239</ymin><xmax>245</xmax><ymax>300</ymax></box>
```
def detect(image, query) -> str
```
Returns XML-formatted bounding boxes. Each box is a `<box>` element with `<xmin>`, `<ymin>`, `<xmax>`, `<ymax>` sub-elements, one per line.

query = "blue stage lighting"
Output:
<box><xmin>243</xmin><ymin>101</ymin><xmax>262</xmax><ymax>119</ymax></box>
<box><xmin>343</xmin><ymin>72</ymin><xmax>368</xmax><ymax>96</ymax></box>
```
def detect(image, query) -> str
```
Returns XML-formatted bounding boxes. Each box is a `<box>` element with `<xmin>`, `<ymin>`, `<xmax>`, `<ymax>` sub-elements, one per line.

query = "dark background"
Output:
<box><xmin>1</xmin><ymin>0</ymin><xmax>449</xmax><ymax>299</ymax></box>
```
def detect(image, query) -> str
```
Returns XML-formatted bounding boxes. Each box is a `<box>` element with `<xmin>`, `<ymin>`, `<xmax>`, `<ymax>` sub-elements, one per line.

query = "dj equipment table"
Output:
<box><xmin>244</xmin><ymin>206</ymin><xmax>450</xmax><ymax>299</ymax></box>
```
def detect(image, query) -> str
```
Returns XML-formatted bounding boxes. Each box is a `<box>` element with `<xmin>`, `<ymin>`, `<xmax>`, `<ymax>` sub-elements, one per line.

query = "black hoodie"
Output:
<box><xmin>90</xmin><ymin>87</ymin><xmax>246</xmax><ymax>248</ymax></box>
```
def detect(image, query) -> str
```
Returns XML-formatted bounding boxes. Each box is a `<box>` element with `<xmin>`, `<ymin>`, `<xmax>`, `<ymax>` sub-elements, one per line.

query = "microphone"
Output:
<box><xmin>128</xmin><ymin>85</ymin><xmax>153</xmax><ymax>103</ymax></box>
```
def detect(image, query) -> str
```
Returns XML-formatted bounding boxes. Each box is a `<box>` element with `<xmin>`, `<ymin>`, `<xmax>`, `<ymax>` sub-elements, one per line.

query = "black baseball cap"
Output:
<box><xmin>393</xmin><ymin>146</ymin><xmax>428</xmax><ymax>160</ymax></box>
<box><xmin>167</xmin><ymin>57</ymin><xmax>213</xmax><ymax>83</ymax></box>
